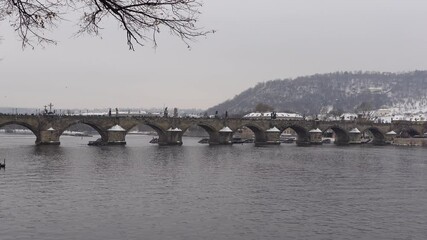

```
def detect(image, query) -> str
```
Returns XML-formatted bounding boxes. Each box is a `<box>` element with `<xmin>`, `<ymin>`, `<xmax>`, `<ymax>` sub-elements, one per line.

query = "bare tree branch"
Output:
<box><xmin>1</xmin><ymin>0</ymin><xmax>212</xmax><ymax>49</ymax></box>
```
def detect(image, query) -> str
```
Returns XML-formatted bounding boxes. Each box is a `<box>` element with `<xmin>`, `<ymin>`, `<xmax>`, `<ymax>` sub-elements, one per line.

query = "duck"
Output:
<box><xmin>0</xmin><ymin>159</ymin><xmax>5</xmax><ymax>169</ymax></box>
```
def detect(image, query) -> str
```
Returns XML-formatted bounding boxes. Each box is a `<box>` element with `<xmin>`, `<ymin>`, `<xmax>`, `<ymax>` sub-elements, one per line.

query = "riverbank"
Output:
<box><xmin>392</xmin><ymin>138</ymin><xmax>427</xmax><ymax>147</ymax></box>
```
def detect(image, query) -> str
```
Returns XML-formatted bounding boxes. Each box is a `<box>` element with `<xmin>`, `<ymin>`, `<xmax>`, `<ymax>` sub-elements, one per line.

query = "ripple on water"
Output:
<box><xmin>0</xmin><ymin>135</ymin><xmax>427</xmax><ymax>240</ymax></box>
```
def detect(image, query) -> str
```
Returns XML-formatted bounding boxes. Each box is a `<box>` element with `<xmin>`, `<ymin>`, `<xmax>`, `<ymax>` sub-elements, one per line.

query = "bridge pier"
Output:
<box><xmin>105</xmin><ymin>124</ymin><xmax>127</xmax><ymax>145</ymax></box>
<box><xmin>255</xmin><ymin>127</ymin><xmax>281</xmax><ymax>146</ymax></box>
<box><xmin>266</xmin><ymin>127</ymin><xmax>281</xmax><ymax>145</ymax></box>
<box><xmin>209</xmin><ymin>127</ymin><xmax>233</xmax><ymax>145</ymax></box>
<box><xmin>37</xmin><ymin>128</ymin><xmax>60</xmax><ymax>145</ymax></box>
<box><xmin>383</xmin><ymin>131</ymin><xmax>397</xmax><ymax>145</ymax></box>
<box><xmin>309</xmin><ymin>128</ymin><xmax>323</xmax><ymax>145</ymax></box>
<box><xmin>158</xmin><ymin>128</ymin><xmax>183</xmax><ymax>146</ymax></box>
<box><xmin>348</xmin><ymin>128</ymin><xmax>362</xmax><ymax>144</ymax></box>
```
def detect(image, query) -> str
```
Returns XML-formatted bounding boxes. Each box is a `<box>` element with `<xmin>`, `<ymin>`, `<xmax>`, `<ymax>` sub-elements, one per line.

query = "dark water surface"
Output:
<box><xmin>1</xmin><ymin>134</ymin><xmax>426</xmax><ymax>240</ymax></box>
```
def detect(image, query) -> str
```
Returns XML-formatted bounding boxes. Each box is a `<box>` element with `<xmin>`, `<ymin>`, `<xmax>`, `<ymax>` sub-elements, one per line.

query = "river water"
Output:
<box><xmin>0</xmin><ymin>134</ymin><xmax>426</xmax><ymax>240</ymax></box>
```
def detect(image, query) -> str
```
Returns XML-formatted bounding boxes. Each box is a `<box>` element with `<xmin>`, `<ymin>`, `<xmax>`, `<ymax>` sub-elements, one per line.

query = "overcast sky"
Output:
<box><xmin>1</xmin><ymin>0</ymin><xmax>427</xmax><ymax>110</ymax></box>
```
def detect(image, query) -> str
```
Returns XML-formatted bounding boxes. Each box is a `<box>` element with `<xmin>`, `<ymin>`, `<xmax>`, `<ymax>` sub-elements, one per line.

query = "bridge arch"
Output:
<box><xmin>177</xmin><ymin>122</ymin><xmax>224</xmax><ymax>145</ymax></box>
<box><xmin>239</xmin><ymin>123</ymin><xmax>265</xmax><ymax>144</ymax></box>
<box><xmin>281</xmin><ymin>124</ymin><xmax>310</xmax><ymax>145</ymax></box>
<box><xmin>361</xmin><ymin>127</ymin><xmax>386</xmax><ymax>145</ymax></box>
<box><xmin>59</xmin><ymin>121</ymin><xmax>108</xmax><ymax>141</ymax></box>
<box><xmin>195</xmin><ymin>123</ymin><xmax>217</xmax><ymax>136</ymax></box>
<box><xmin>322</xmin><ymin>126</ymin><xmax>350</xmax><ymax>145</ymax></box>
<box><xmin>143</xmin><ymin>122</ymin><xmax>171</xmax><ymax>144</ymax></box>
<box><xmin>194</xmin><ymin>123</ymin><xmax>219</xmax><ymax>144</ymax></box>
<box><xmin>397</xmin><ymin>127</ymin><xmax>421</xmax><ymax>138</ymax></box>
<box><xmin>0</xmin><ymin>121</ymin><xmax>40</xmax><ymax>142</ymax></box>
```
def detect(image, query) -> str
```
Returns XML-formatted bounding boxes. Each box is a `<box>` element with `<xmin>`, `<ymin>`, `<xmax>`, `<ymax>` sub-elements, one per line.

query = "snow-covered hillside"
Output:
<box><xmin>208</xmin><ymin>71</ymin><xmax>427</xmax><ymax>116</ymax></box>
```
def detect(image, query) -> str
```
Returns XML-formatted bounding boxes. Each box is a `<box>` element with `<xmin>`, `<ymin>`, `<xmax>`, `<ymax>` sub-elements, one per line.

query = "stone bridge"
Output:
<box><xmin>0</xmin><ymin>114</ymin><xmax>426</xmax><ymax>146</ymax></box>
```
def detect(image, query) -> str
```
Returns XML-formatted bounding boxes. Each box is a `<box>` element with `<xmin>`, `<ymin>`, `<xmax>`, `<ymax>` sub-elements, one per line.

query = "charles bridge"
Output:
<box><xmin>0</xmin><ymin>114</ymin><xmax>426</xmax><ymax>146</ymax></box>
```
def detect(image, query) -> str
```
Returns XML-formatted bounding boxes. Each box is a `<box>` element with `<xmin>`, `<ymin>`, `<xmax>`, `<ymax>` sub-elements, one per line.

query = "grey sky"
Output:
<box><xmin>1</xmin><ymin>0</ymin><xmax>427</xmax><ymax>110</ymax></box>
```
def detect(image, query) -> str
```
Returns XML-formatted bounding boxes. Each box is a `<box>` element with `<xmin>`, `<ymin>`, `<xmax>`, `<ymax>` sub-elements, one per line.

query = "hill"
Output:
<box><xmin>207</xmin><ymin>71</ymin><xmax>427</xmax><ymax>116</ymax></box>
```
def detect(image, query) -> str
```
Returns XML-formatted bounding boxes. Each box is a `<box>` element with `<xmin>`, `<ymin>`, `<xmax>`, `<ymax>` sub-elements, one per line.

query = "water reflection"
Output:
<box><xmin>153</xmin><ymin>146</ymin><xmax>186</xmax><ymax>166</ymax></box>
<box><xmin>0</xmin><ymin>135</ymin><xmax>427</xmax><ymax>240</ymax></box>
<box><xmin>29</xmin><ymin>146</ymin><xmax>70</xmax><ymax>181</ymax></box>
<box><xmin>90</xmin><ymin>145</ymin><xmax>129</xmax><ymax>170</ymax></box>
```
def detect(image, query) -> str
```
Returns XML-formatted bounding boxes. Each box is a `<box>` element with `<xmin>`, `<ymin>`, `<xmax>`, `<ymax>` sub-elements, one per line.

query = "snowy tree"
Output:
<box><xmin>254</xmin><ymin>103</ymin><xmax>274</xmax><ymax>113</ymax></box>
<box><xmin>355</xmin><ymin>101</ymin><xmax>373</xmax><ymax>119</ymax></box>
<box><xmin>0</xmin><ymin>0</ymin><xmax>212</xmax><ymax>49</ymax></box>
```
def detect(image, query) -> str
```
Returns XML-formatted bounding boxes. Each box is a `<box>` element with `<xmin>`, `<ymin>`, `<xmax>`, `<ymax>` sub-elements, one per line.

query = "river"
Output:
<box><xmin>0</xmin><ymin>134</ymin><xmax>426</xmax><ymax>240</ymax></box>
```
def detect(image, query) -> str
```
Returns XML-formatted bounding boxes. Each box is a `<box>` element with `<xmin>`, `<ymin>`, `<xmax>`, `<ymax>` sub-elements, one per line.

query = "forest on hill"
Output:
<box><xmin>207</xmin><ymin>71</ymin><xmax>427</xmax><ymax>116</ymax></box>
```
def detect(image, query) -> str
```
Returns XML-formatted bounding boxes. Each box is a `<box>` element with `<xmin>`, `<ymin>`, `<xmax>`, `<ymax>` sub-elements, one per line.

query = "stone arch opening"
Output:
<box><xmin>140</xmin><ymin>123</ymin><xmax>169</xmax><ymax>144</ymax></box>
<box><xmin>59</xmin><ymin>122</ymin><xmax>107</xmax><ymax>144</ymax></box>
<box><xmin>324</xmin><ymin>126</ymin><xmax>350</xmax><ymax>145</ymax></box>
<box><xmin>281</xmin><ymin>125</ymin><xmax>310</xmax><ymax>146</ymax></box>
<box><xmin>233</xmin><ymin>126</ymin><xmax>255</xmax><ymax>142</ymax></box>
<box><xmin>0</xmin><ymin>122</ymin><xmax>38</xmax><ymax>143</ymax></box>
<box><xmin>398</xmin><ymin>128</ymin><xmax>421</xmax><ymax>138</ymax></box>
<box><xmin>121</xmin><ymin>123</ymin><xmax>159</xmax><ymax>145</ymax></box>
<box><xmin>190</xmin><ymin>123</ymin><xmax>217</xmax><ymax>144</ymax></box>
<box><xmin>140</xmin><ymin>122</ymin><xmax>182</xmax><ymax>146</ymax></box>
<box><xmin>362</xmin><ymin>127</ymin><xmax>386</xmax><ymax>145</ymax></box>
<box><xmin>241</xmin><ymin>124</ymin><xmax>264</xmax><ymax>145</ymax></box>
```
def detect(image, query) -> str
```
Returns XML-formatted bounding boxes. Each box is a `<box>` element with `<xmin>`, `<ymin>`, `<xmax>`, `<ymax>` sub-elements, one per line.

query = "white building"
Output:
<box><xmin>340</xmin><ymin>113</ymin><xmax>358</xmax><ymax>121</ymax></box>
<box><xmin>243</xmin><ymin>112</ymin><xmax>303</xmax><ymax>120</ymax></box>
